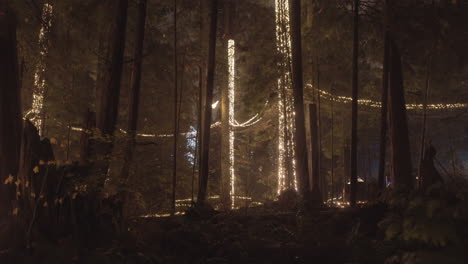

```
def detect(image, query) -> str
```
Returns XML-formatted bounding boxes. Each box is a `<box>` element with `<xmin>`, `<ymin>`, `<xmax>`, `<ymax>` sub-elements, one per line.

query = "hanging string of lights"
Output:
<box><xmin>24</xmin><ymin>82</ymin><xmax>465</xmax><ymax>141</ymax></box>
<box><xmin>306</xmin><ymin>84</ymin><xmax>467</xmax><ymax>110</ymax></box>
<box><xmin>22</xmin><ymin>3</ymin><xmax>465</xmax><ymax>167</ymax></box>
<box><xmin>31</xmin><ymin>3</ymin><xmax>54</xmax><ymax>136</ymax></box>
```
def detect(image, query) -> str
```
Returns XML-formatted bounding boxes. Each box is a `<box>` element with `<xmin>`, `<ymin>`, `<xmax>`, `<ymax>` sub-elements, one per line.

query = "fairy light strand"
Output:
<box><xmin>306</xmin><ymin>84</ymin><xmax>467</xmax><ymax>110</ymax></box>
<box><xmin>23</xmin><ymin>84</ymin><xmax>464</xmax><ymax>141</ymax></box>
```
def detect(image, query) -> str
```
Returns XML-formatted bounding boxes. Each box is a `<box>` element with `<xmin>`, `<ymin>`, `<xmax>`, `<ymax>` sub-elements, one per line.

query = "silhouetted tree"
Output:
<box><xmin>172</xmin><ymin>0</ymin><xmax>179</xmax><ymax>215</ymax></box>
<box><xmin>378</xmin><ymin>0</ymin><xmax>389</xmax><ymax>190</ymax></box>
<box><xmin>308</xmin><ymin>104</ymin><xmax>322</xmax><ymax>205</ymax></box>
<box><xmin>93</xmin><ymin>0</ymin><xmax>128</xmax><ymax>184</ymax></box>
<box><xmin>197</xmin><ymin>0</ymin><xmax>218</xmax><ymax>206</ymax></box>
<box><xmin>120</xmin><ymin>0</ymin><xmax>147</xmax><ymax>217</ymax></box>
<box><xmin>0</xmin><ymin>7</ymin><xmax>22</xmax><ymax>249</ymax></box>
<box><xmin>388</xmin><ymin>39</ymin><xmax>413</xmax><ymax>190</ymax></box>
<box><xmin>290</xmin><ymin>0</ymin><xmax>310</xmax><ymax>203</ymax></box>
<box><xmin>350</xmin><ymin>0</ymin><xmax>359</xmax><ymax>207</ymax></box>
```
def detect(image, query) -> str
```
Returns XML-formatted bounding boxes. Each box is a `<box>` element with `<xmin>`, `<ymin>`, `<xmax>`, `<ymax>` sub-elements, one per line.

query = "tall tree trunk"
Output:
<box><xmin>378</xmin><ymin>0</ymin><xmax>389</xmax><ymax>191</ymax></box>
<box><xmin>308</xmin><ymin>104</ymin><xmax>322</xmax><ymax>205</ymax></box>
<box><xmin>316</xmin><ymin>56</ymin><xmax>325</xmax><ymax>201</ymax></box>
<box><xmin>330</xmin><ymin>85</ymin><xmax>335</xmax><ymax>204</ymax></box>
<box><xmin>220</xmin><ymin>41</ymin><xmax>230</xmax><ymax>208</ymax></box>
<box><xmin>388</xmin><ymin>39</ymin><xmax>413</xmax><ymax>190</ymax></box>
<box><xmin>197</xmin><ymin>0</ymin><xmax>218</xmax><ymax>206</ymax></box>
<box><xmin>172</xmin><ymin>0</ymin><xmax>179</xmax><ymax>215</ymax></box>
<box><xmin>289</xmin><ymin>0</ymin><xmax>310</xmax><ymax>202</ymax></box>
<box><xmin>418</xmin><ymin>1</ymin><xmax>437</xmax><ymax>189</ymax></box>
<box><xmin>193</xmin><ymin>0</ymin><xmax>206</xmax><ymax>204</ymax></box>
<box><xmin>220</xmin><ymin>0</ymin><xmax>233</xmax><ymax>210</ymax></box>
<box><xmin>350</xmin><ymin>0</ymin><xmax>359</xmax><ymax>207</ymax></box>
<box><xmin>378</xmin><ymin>36</ymin><xmax>390</xmax><ymax>190</ymax></box>
<box><xmin>192</xmin><ymin>66</ymin><xmax>203</xmax><ymax>204</ymax></box>
<box><xmin>0</xmin><ymin>8</ymin><xmax>22</xmax><ymax>249</ymax></box>
<box><xmin>283</xmin><ymin>92</ymin><xmax>294</xmax><ymax>189</ymax></box>
<box><xmin>120</xmin><ymin>0</ymin><xmax>147</xmax><ymax>218</ymax></box>
<box><xmin>93</xmin><ymin>0</ymin><xmax>128</xmax><ymax>184</ymax></box>
<box><xmin>418</xmin><ymin>54</ymin><xmax>432</xmax><ymax>189</ymax></box>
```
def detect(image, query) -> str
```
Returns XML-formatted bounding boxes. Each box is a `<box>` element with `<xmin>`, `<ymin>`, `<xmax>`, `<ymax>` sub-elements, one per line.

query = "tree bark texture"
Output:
<box><xmin>220</xmin><ymin>0</ymin><xmax>235</xmax><ymax>210</ymax></box>
<box><xmin>197</xmin><ymin>0</ymin><xmax>218</xmax><ymax>206</ymax></box>
<box><xmin>378</xmin><ymin>0</ymin><xmax>390</xmax><ymax>191</ymax></box>
<box><xmin>0</xmin><ymin>9</ymin><xmax>22</xmax><ymax>249</ymax></box>
<box><xmin>93</xmin><ymin>0</ymin><xmax>128</xmax><ymax>184</ymax></box>
<box><xmin>172</xmin><ymin>0</ymin><xmax>179</xmax><ymax>215</ymax></box>
<box><xmin>388</xmin><ymin>39</ymin><xmax>413</xmax><ymax>190</ymax></box>
<box><xmin>121</xmin><ymin>0</ymin><xmax>147</xmax><ymax>218</ymax></box>
<box><xmin>290</xmin><ymin>0</ymin><xmax>310</xmax><ymax>202</ymax></box>
<box><xmin>350</xmin><ymin>0</ymin><xmax>359</xmax><ymax>207</ymax></box>
<box><xmin>307</xmin><ymin>104</ymin><xmax>322</xmax><ymax>205</ymax></box>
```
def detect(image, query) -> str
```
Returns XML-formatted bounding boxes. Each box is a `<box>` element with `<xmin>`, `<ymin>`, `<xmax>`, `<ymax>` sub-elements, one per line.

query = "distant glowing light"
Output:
<box><xmin>346</xmin><ymin>177</ymin><xmax>365</xmax><ymax>184</ymax></box>
<box><xmin>31</xmin><ymin>3</ymin><xmax>53</xmax><ymax>136</ymax></box>
<box><xmin>140</xmin><ymin>211</ymin><xmax>185</xmax><ymax>218</ymax></box>
<box><xmin>185</xmin><ymin>126</ymin><xmax>197</xmax><ymax>165</ymax></box>
<box><xmin>212</xmin><ymin>100</ymin><xmax>219</xmax><ymax>109</ymax></box>
<box><xmin>140</xmin><ymin>195</ymin><xmax>260</xmax><ymax>217</ymax></box>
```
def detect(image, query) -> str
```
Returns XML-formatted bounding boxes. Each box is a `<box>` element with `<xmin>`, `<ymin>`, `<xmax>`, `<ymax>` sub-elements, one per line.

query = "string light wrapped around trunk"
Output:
<box><xmin>228</xmin><ymin>39</ymin><xmax>236</xmax><ymax>209</ymax></box>
<box><xmin>275</xmin><ymin>0</ymin><xmax>297</xmax><ymax>195</ymax></box>
<box><xmin>32</xmin><ymin>3</ymin><xmax>53</xmax><ymax>136</ymax></box>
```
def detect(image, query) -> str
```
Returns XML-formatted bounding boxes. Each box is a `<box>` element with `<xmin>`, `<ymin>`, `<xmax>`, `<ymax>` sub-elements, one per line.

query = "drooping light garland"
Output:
<box><xmin>26</xmin><ymin>82</ymin><xmax>464</xmax><ymax>140</ymax></box>
<box><xmin>140</xmin><ymin>194</ymin><xmax>257</xmax><ymax>217</ymax></box>
<box><xmin>228</xmin><ymin>39</ymin><xmax>236</xmax><ymax>209</ymax></box>
<box><xmin>306</xmin><ymin>84</ymin><xmax>467</xmax><ymax>110</ymax></box>
<box><xmin>275</xmin><ymin>0</ymin><xmax>297</xmax><ymax>195</ymax></box>
<box><xmin>31</xmin><ymin>3</ymin><xmax>53</xmax><ymax>136</ymax></box>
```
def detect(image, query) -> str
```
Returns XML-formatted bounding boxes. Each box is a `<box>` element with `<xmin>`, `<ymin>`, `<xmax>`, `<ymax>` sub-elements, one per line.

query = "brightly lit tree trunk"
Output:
<box><xmin>220</xmin><ymin>0</ymin><xmax>233</xmax><ymax>210</ymax></box>
<box><xmin>220</xmin><ymin>38</ymin><xmax>230</xmax><ymax>209</ymax></box>
<box><xmin>0</xmin><ymin>8</ymin><xmax>22</xmax><ymax>249</ymax></box>
<box><xmin>31</xmin><ymin>3</ymin><xmax>53</xmax><ymax>136</ymax></box>
<box><xmin>276</xmin><ymin>0</ymin><xmax>297</xmax><ymax>195</ymax></box>
<box><xmin>197</xmin><ymin>0</ymin><xmax>218</xmax><ymax>207</ymax></box>
<box><xmin>289</xmin><ymin>0</ymin><xmax>310</xmax><ymax>202</ymax></box>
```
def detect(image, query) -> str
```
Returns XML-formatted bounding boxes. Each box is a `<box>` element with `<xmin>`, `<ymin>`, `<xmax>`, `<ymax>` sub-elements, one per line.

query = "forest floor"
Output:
<box><xmin>128</xmin><ymin>206</ymin><xmax>388</xmax><ymax>264</ymax></box>
<box><xmin>1</xmin><ymin>202</ymin><xmax>467</xmax><ymax>264</ymax></box>
<box><xmin>125</xmin><ymin>204</ymin><xmax>467</xmax><ymax>264</ymax></box>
